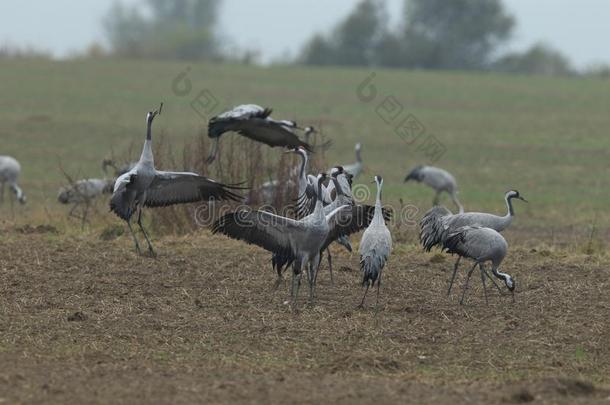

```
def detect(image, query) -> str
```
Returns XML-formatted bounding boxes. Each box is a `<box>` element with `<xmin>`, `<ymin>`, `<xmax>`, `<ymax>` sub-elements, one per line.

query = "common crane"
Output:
<box><xmin>358</xmin><ymin>175</ymin><xmax>392</xmax><ymax>310</ymax></box>
<box><xmin>206</xmin><ymin>104</ymin><xmax>314</xmax><ymax>163</ymax></box>
<box><xmin>443</xmin><ymin>225</ymin><xmax>515</xmax><ymax>304</ymax></box>
<box><xmin>0</xmin><ymin>155</ymin><xmax>26</xmax><ymax>205</ymax></box>
<box><xmin>110</xmin><ymin>103</ymin><xmax>243</xmax><ymax>256</ymax></box>
<box><xmin>405</xmin><ymin>165</ymin><xmax>463</xmax><ymax>213</ymax></box>
<box><xmin>420</xmin><ymin>190</ymin><xmax>526</xmax><ymax>296</ymax></box>
<box><xmin>213</xmin><ymin>173</ymin><xmax>359</xmax><ymax>306</ymax></box>
<box><xmin>272</xmin><ymin>166</ymin><xmax>372</xmax><ymax>289</ymax></box>
<box><xmin>343</xmin><ymin>143</ymin><xmax>363</xmax><ymax>178</ymax></box>
<box><xmin>58</xmin><ymin>178</ymin><xmax>114</xmax><ymax>228</ymax></box>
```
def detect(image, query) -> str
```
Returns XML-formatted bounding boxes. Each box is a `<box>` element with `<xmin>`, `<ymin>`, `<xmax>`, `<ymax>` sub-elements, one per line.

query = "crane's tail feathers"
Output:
<box><xmin>419</xmin><ymin>206</ymin><xmax>451</xmax><ymax>252</ymax></box>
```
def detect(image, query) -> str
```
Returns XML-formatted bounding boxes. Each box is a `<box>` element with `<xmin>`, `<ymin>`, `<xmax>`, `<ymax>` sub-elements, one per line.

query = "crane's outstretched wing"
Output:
<box><xmin>144</xmin><ymin>171</ymin><xmax>244</xmax><ymax>207</ymax></box>
<box><xmin>237</xmin><ymin>119</ymin><xmax>313</xmax><ymax>152</ymax></box>
<box><xmin>324</xmin><ymin>204</ymin><xmax>392</xmax><ymax>250</ymax></box>
<box><xmin>208</xmin><ymin>104</ymin><xmax>272</xmax><ymax>138</ymax></box>
<box><xmin>109</xmin><ymin>172</ymin><xmax>138</xmax><ymax>221</ymax></box>
<box><xmin>212</xmin><ymin>210</ymin><xmax>301</xmax><ymax>257</ymax></box>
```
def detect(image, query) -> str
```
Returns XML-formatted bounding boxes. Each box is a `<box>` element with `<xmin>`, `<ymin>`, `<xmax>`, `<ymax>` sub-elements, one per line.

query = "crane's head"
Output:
<box><xmin>304</xmin><ymin>126</ymin><xmax>316</xmax><ymax>134</ymax></box>
<box><xmin>330</xmin><ymin>166</ymin><xmax>344</xmax><ymax>178</ymax></box>
<box><xmin>355</xmin><ymin>142</ymin><xmax>362</xmax><ymax>151</ymax></box>
<box><xmin>504</xmin><ymin>274</ymin><xmax>515</xmax><ymax>291</ymax></box>
<box><xmin>506</xmin><ymin>190</ymin><xmax>527</xmax><ymax>203</ymax></box>
<box><xmin>373</xmin><ymin>175</ymin><xmax>383</xmax><ymax>185</ymax></box>
<box><xmin>146</xmin><ymin>102</ymin><xmax>163</xmax><ymax>125</ymax></box>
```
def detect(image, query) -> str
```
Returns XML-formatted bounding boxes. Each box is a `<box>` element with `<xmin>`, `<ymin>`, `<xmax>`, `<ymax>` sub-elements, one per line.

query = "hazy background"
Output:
<box><xmin>0</xmin><ymin>0</ymin><xmax>607</xmax><ymax>69</ymax></box>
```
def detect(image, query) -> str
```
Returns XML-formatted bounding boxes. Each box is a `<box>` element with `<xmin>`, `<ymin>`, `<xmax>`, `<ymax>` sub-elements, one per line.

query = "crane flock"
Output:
<box><xmin>2</xmin><ymin>102</ymin><xmax>527</xmax><ymax>310</ymax></box>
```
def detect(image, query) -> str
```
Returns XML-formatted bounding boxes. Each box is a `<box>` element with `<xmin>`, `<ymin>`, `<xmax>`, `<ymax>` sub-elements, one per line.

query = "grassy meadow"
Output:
<box><xmin>1</xmin><ymin>58</ymin><xmax>610</xmax><ymax>240</ymax></box>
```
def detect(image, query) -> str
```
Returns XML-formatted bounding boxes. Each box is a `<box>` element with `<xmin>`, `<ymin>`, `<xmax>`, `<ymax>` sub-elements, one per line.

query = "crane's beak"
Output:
<box><xmin>518</xmin><ymin>196</ymin><xmax>528</xmax><ymax>203</ymax></box>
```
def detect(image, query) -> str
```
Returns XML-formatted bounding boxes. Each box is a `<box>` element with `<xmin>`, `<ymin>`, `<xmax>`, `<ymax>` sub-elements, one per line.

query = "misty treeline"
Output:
<box><xmin>71</xmin><ymin>0</ymin><xmax>607</xmax><ymax>77</ymax></box>
<box><xmin>299</xmin><ymin>0</ymin><xmax>575</xmax><ymax>76</ymax></box>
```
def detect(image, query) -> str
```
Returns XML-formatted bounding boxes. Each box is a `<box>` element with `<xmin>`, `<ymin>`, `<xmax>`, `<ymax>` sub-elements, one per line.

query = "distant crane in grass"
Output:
<box><xmin>419</xmin><ymin>190</ymin><xmax>526</xmax><ymax>301</ymax></box>
<box><xmin>443</xmin><ymin>225</ymin><xmax>515</xmax><ymax>304</ymax></box>
<box><xmin>343</xmin><ymin>143</ymin><xmax>363</xmax><ymax>178</ymax></box>
<box><xmin>404</xmin><ymin>165</ymin><xmax>463</xmax><ymax>213</ymax></box>
<box><xmin>110</xmin><ymin>103</ymin><xmax>244</xmax><ymax>257</ymax></box>
<box><xmin>206</xmin><ymin>104</ymin><xmax>314</xmax><ymax>163</ymax></box>
<box><xmin>358</xmin><ymin>175</ymin><xmax>392</xmax><ymax>310</ymax></box>
<box><xmin>58</xmin><ymin>178</ymin><xmax>114</xmax><ymax>229</ymax></box>
<box><xmin>0</xmin><ymin>155</ymin><xmax>26</xmax><ymax>206</ymax></box>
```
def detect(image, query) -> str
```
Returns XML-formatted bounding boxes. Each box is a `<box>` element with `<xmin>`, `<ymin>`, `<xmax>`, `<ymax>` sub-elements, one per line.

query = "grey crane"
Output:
<box><xmin>358</xmin><ymin>175</ymin><xmax>392</xmax><ymax>310</ymax></box>
<box><xmin>443</xmin><ymin>225</ymin><xmax>515</xmax><ymax>304</ymax></box>
<box><xmin>273</xmin><ymin>166</ymin><xmax>370</xmax><ymax>289</ymax></box>
<box><xmin>110</xmin><ymin>103</ymin><xmax>244</xmax><ymax>256</ymax></box>
<box><xmin>343</xmin><ymin>143</ymin><xmax>364</xmax><ymax>178</ymax></box>
<box><xmin>405</xmin><ymin>165</ymin><xmax>463</xmax><ymax>213</ymax></box>
<box><xmin>420</xmin><ymin>190</ymin><xmax>527</xmax><ymax>297</ymax></box>
<box><xmin>0</xmin><ymin>155</ymin><xmax>26</xmax><ymax>205</ymax></box>
<box><xmin>58</xmin><ymin>178</ymin><xmax>114</xmax><ymax>228</ymax></box>
<box><xmin>213</xmin><ymin>173</ymin><xmax>360</xmax><ymax>306</ymax></box>
<box><xmin>206</xmin><ymin>104</ymin><xmax>314</xmax><ymax>163</ymax></box>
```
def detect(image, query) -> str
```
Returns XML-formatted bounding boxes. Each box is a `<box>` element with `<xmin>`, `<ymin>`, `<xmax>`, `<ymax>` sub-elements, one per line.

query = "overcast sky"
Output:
<box><xmin>0</xmin><ymin>0</ymin><xmax>608</xmax><ymax>68</ymax></box>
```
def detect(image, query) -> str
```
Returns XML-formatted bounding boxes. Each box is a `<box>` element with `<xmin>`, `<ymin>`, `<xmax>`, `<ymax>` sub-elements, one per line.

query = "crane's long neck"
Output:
<box><xmin>373</xmin><ymin>181</ymin><xmax>384</xmax><ymax>225</ymax></box>
<box><xmin>505</xmin><ymin>195</ymin><xmax>515</xmax><ymax>217</ymax></box>
<box><xmin>314</xmin><ymin>178</ymin><xmax>325</xmax><ymax>218</ymax></box>
<box><xmin>299</xmin><ymin>151</ymin><xmax>308</xmax><ymax>180</ymax></box>
<box><xmin>140</xmin><ymin>121</ymin><xmax>154</xmax><ymax>166</ymax></box>
<box><xmin>355</xmin><ymin>147</ymin><xmax>362</xmax><ymax>163</ymax></box>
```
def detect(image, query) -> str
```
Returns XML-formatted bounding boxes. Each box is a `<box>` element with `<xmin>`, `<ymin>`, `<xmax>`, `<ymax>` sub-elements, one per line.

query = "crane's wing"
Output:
<box><xmin>109</xmin><ymin>172</ymin><xmax>138</xmax><ymax>220</ymax></box>
<box><xmin>324</xmin><ymin>204</ymin><xmax>392</xmax><ymax>249</ymax></box>
<box><xmin>208</xmin><ymin>105</ymin><xmax>272</xmax><ymax>138</ymax></box>
<box><xmin>212</xmin><ymin>210</ymin><xmax>301</xmax><ymax>257</ymax></box>
<box><xmin>144</xmin><ymin>171</ymin><xmax>244</xmax><ymax>208</ymax></box>
<box><xmin>236</xmin><ymin>118</ymin><xmax>313</xmax><ymax>152</ymax></box>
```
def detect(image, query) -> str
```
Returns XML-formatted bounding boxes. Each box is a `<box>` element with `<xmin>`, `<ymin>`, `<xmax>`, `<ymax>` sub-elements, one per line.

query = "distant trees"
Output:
<box><xmin>299</xmin><ymin>0</ymin><xmax>387</xmax><ymax>67</ymax></box>
<box><xmin>494</xmin><ymin>43</ymin><xmax>573</xmax><ymax>76</ymax></box>
<box><xmin>103</xmin><ymin>0</ymin><xmax>221</xmax><ymax>60</ymax></box>
<box><xmin>299</xmin><ymin>0</ymin><xmax>515</xmax><ymax>71</ymax></box>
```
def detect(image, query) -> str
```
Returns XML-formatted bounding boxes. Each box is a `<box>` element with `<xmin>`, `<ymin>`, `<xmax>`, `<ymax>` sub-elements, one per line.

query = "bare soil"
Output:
<box><xmin>0</xmin><ymin>227</ymin><xmax>608</xmax><ymax>404</ymax></box>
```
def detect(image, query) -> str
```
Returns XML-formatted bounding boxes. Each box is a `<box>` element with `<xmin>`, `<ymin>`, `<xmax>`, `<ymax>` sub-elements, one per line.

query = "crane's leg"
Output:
<box><xmin>81</xmin><ymin>201</ymin><xmax>90</xmax><ymax>231</ymax></box>
<box><xmin>326</xmin><ymin>248</ymin><xmax>335</xmax><ymax>286</ymax></box>
<box><xmin>358</xmin><ymin>283</ymin><xmax>370</xmax><ymax>309</ymax></box>
<box><xmin>433</xmin><ymin>191</ymin><xmax>441</xmax><ymax>206</ymax></box>
<box><xmin>68</xmin><ymin>203</ymin><xmax>80</xmax><ymax>220</ymax></box>
<box><xmin>126</xmin><ymin>218</ymin><xmax>141</xmax><ymax>255</ymax></box>
<box><xmin>0</xmin><ymin>182</ymin><xmax>4</xmax><ymax>204</ymax></box>
<box><xmin>309</xmin><ymin>254</ymin><xmax>321</xmax><ymax>305</ymax></box>
<box><xmin>375</xmin><ymin>268</ymin><xmax>383</xmax><ymax>314</ymax></box>
<box><xmin>459</xmin><ymin>262</ymin><xmax>478</xmax><ymax>305</ymax></box>
<box><xmin>479</xmin><ymin>263</ymin><xmax>489</xmax><ymax>305</ymax></box>
<box><xmin>447</xmin><ymin>256</ymin><xmax>461</xmax><ymax>296</ymax></box>
<box><xmin>290</xmin><ymin>257</ymin><xmax>305</xmax><ymax>309</ymax></box>
<box><xmin>137</xmin><ymin>208</ymin><xmax>156</xmax><ymax>258</ymax></box>
<box><xmin>482</xmin><ymin>267</ymin><xmax>504</xmax><ymax>295</ymax></box>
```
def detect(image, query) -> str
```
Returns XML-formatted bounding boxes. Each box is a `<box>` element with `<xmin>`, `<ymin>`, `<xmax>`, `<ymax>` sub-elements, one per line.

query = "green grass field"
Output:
<box><xmin>1</xmin><ymin>59</ymin><xmax>610</xmax><ymax>239</ymax></box>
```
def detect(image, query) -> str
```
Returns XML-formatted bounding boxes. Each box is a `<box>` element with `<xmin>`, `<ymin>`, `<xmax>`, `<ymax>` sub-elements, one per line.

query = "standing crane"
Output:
<box><xmin>405</xmin><ymin>165</ymin><xmax>463</xmax><ymax>213</ymax></box>
<box><xmin>110</xmin><ymin>103</ymin><xmax>244</xmax><ymax>256</ymax></box>
<box><xmin>343</xmin><ymin>143</ymin><xmax>363</xmax><ymax>178</ymax></box>
<box><xmin>0</xmin><ymin>155</ymin><xmax>26</xmax><ymax>205</ymax></box>
<box><xmin>206</xmin><ymin>104</ymin><xmax>314</xmax><ymax>163</ymax></box>
<box><xmin>358</xmin><ymin>175</ymin><xmax>392</xmax><ymax>310</ymax></box>
<box><xmin>213</xmin><ymin>174</ymin><xmax>359</xmax><ymax>306</ymax></box>
<box><xmin>419</xmin><ymin>190</ymin><xmax>526</xmax><ymax>297</ymax></box>
<box><xmin>443</xmin><ymin>225</ymin><xmax>515</xmax><ymax>304</ymax></box>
